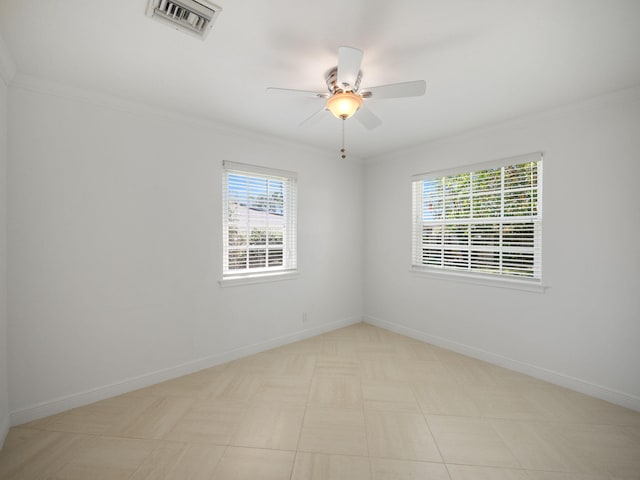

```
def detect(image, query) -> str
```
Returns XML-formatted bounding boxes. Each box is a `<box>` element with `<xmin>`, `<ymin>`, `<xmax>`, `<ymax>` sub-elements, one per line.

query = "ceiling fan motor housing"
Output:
<box><xmin>326</xmin><ymin>67</ymin><xmax>362</xmax><ymax>94</ymax></box>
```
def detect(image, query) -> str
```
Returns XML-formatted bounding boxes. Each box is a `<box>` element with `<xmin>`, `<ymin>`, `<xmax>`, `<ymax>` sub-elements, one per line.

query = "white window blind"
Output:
<box><xmin>222</xmin><ymin>161</ymin><xmax>297</xmax><ymax>278</ymax></box>
<box><xmin>411</xmin><ymin>153</ymin><xmax>543</xmax><ymax>281</ymax></box>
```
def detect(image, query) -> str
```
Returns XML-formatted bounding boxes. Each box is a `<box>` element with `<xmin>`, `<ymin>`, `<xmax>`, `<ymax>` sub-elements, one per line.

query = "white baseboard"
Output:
<box><xmin>10</xmin><ymin>316</ymin><xmax>362</xmax><ymax>426</ymax></box>
<box><xmin>0</xmin><ymin>414</ymin><xmax>9</xmax><ymax>450</ymax></box>
<box><xmin>364</xmin><ymin>315</ymin><xmax>640</xmax><ymax>412</ymax></box>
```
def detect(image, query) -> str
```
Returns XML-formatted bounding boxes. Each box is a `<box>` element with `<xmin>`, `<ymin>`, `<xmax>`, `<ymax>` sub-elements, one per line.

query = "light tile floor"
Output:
<box><xmin>1</xmin><ymin>323</ymin><xmax>639</xmax><ymax>479</ymax></box>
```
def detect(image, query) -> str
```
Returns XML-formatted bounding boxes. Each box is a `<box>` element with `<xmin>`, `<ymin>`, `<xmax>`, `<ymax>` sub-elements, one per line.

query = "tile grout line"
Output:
<box><xmin>416</xmin><ymin>392</ymin><xmax>452</xmax><ymax>479</ymax></box>
<box><xmin>288</xmin><ymin>348</ymin><xmax>318</xmax><ymax>480</ymax></box>
<box><xmin>355</xmin><ymin>351</ymin><xmax>375</xmax><ymax>479</ymax></box>
<box><xmin>411</xmin><ymin>342</ymin><xmax>451</xmax><ymax>476</ymax></box>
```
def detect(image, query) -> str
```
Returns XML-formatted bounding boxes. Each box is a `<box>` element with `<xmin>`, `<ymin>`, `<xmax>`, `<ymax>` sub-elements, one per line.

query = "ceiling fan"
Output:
<box><xmin>267</xmin><ymin>46</ymin><xmax>427</xmax><ymax>131</ymax></box>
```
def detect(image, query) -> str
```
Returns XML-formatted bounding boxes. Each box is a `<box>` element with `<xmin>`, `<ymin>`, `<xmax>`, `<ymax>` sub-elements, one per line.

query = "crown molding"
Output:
<box><xmin>9</xmin><ymin>73</ymin><xmax>364</xmax><ymax>163</ymax></box>
<box><xmin>367</xmin><ymin>83</ymin><xmax>640</xmax><ymax>164</ymax></box>
<box><xmin>0</xmin><ymin>34</ymin><xmax>16</xmax><ymax>86</ymax></box>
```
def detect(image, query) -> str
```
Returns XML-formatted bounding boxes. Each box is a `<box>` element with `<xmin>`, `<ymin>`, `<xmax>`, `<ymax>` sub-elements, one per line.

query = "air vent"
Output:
<box><xmin>146</xmin><ymin>0</ymin><xmax>222</xmax><ymax>40</ymax></box>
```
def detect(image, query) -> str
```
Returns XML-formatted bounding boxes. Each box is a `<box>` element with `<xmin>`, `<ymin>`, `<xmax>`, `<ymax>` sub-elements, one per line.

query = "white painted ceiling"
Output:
<box><xmin>1</xmin><ymin>0</ymin><xmax>640</xmax><ymax>158</ymax></box>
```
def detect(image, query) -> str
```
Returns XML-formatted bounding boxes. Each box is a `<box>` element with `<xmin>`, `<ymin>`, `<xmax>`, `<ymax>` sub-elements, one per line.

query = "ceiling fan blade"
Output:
<box><xmin>361</xmin><ymin>80</ymin><xmax>426</xmax><ymax>99</ymax></box>
<box><xmin>354</xmin><ymin>104</ymin><xmax>382</xmax><ymax>130</ymax></box>
<box><xmin>337</xmin><ymin>46</ymin><xmax>363</xmax><ymax>89</ymax></box>
<box><xmin>266</xmin><ymin>87</ymin><xmax>328</xmax><ymax>98</ymax></box>
<box><xmin>298</xmin><ymin>107</ymin><xmax>327</xmax><ymax>127</ymax></box>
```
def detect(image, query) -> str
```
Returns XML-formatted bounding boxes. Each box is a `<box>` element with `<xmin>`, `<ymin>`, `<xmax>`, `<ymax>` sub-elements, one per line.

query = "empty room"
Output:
<box><xmin>0</xmin><ymin>0</ymin><xmax>639</xmax><ymax>478</ymax></box>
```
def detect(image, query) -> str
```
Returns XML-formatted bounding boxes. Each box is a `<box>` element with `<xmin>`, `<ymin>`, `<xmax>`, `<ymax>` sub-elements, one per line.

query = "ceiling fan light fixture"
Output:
<box><xmin>326</xmin><ymin>92</ymin><xmax>363</xmax><ymax>119</ymax></box>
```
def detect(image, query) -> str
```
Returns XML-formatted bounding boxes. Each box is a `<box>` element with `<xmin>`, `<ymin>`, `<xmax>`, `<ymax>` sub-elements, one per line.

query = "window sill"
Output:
<box><xmin>219</xmin><ymin>270</ymin><xmax>299</xmax><ymax>288</ymax></box>
<box><xmin>409</xmin><ymin>266</ymin><xmax>547</xmax><ymax>293</ymax></box>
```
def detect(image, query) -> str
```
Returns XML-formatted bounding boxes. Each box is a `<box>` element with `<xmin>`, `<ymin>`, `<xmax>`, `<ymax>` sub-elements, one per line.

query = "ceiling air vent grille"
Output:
<box><xmin>146</xmin><ymin>0</ymin><xmax>222</xmax><ymax>40</ymax></box>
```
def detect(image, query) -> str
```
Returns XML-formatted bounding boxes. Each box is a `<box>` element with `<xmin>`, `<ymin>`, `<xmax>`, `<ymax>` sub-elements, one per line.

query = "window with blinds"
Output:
<box><xmin>222</xmin><ymin>161</ymin><xmax>297</xmax><ymax>278</ymax></box>
<box><xmin>412</xmin><ymin>153</ymin><xmax>542</xmax><ymax>281</ymax></box>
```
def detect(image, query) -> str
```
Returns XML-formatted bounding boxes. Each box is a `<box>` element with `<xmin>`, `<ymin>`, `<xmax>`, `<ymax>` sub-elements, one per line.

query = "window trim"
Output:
<box><xmin>409</xmin><ymin>266</ymin><xmax>547</xmax><ymax>293</ymax></box>
<box><xmin>221</xmin><ymin>160</ymin><xmax>298</xmax><ymax>283</ymax></box>
<box><xmin>410</xmin><ymin>152</ymin><xmax>544</xmax><ymax>290</ymax></box>
<box><xmin>218</xmin><ymin>270</ymin><xmax>299</xmax><ymax>288</ymax></box>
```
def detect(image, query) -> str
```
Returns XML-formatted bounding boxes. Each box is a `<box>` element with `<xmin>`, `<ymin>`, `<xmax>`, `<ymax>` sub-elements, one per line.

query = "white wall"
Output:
<box><xmin>5</xmin><ymin>71</ymin><xmax>640</xmax><ymax>429</ymax></box>
<box><xmin>364</xmin><ymin>87</ymin><xmax>640</xmax><ymax>409</ymax></box>
<box><xmin>7</xmin><ymin>78</ymin><xmax>363</xmax><ymax>421</ymax></box>
<box><xmin>0</xmin><ymin>38</ymin><xmax>12</xmax><ymax>444</ymax></box>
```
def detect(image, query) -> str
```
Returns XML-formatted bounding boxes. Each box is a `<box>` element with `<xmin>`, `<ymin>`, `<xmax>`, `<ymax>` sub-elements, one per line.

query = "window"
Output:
<box><xmin>411</xmin><ymin>153</ymin><xmax>542</xmax><ymax>283</ymax></box>
<box><xmin>222</xmin><ymin>161</ymin><xmax>297</xmax><ymax>279</ymax></box>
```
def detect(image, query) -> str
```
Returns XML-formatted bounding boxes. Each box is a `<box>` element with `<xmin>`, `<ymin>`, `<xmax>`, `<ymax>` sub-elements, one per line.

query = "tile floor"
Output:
<box><xmin>1</xmin><ymin>323</ymin><xmax>639</xmax><ymax>479</ymax></box>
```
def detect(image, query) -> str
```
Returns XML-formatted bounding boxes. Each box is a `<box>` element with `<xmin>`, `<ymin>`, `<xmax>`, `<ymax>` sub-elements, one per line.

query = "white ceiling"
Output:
<box><xmin>1</xmin><ymin>0</ymin><xmax>640</xmax><ymax>158</ymax></box>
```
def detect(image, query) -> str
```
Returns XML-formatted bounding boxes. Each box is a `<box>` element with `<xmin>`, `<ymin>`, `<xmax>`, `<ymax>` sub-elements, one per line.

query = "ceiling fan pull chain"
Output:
<box><xmin>341</xmin><ymin>119</ymin><xmax>346</xmax><ymax>159</ymax></box>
